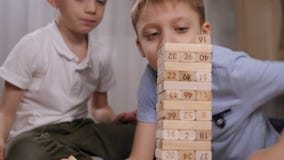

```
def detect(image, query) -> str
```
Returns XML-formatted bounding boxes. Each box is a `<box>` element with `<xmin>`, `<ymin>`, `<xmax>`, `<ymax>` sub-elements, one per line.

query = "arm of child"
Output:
<box><xmin>113</xmin><ymin>109</ymin><xmax>137</xmax><ymax>124</ymax></box>
<box><xmin>0</xmin><ymin>81</ymin><xmax>23</xmax><ymax>160</ymax></box>
<box><xmin>127</xmin><ymin>122</ymin><xmax>156</xmax><ymax>160</ymax></box>
<box><xmin>90</xmin><ymin>91</ymin><xmax>116</xmax><ymax>123</ymax></box>
<box><xmin>247</xmin><ymin>131</ymin><xmax>284</xmax><ymax>160</ymax></box>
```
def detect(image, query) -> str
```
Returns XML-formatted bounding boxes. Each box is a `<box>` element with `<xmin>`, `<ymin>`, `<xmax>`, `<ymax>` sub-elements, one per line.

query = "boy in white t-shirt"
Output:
<box><xmin>0</xmin><ymin>0</ymin><xmax>135</xmax><ymax>160</ymax></box>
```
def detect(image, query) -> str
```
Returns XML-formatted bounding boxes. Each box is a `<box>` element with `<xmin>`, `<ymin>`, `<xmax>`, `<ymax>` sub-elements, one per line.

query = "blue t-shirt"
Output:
<box><xmin>137</xmin><ymin>45</ymin><xmax>284</xmax><ymax>160</ymax></box>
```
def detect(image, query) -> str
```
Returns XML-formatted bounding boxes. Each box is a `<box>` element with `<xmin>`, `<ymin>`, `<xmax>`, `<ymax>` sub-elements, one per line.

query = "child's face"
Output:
<box><xmin>48</xmin><ymin>0</ymin><xmax>107</xmax><ymax>34</ymax></box>
<box><xmin>135</xmin><ymin>1</ymin><xmax>210</xmax><ymax>70</ymax></box>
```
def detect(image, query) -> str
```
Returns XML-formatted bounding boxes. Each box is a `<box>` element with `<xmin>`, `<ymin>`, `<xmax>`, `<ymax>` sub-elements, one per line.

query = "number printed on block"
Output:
<box><xmin>196</xmin><ymin>130</ymin><xmax>212</xmax><ymax>141</ymax></box>
<box><xmin>156</xmin><ymin>129</ymin><xmax>179</xmax><ymax>140</ymax></box>
<box><xmin>157</xmin><ymin>110</ymin><xmax>179</xmax><ymax>120</ymax></box>
<box><xmin>196</xmin><ymin>72</ymin><xmax>211</xmax><ymax>82</ymax></box>
<box><xmin>179</xmin><ymin>130</ymin><xmax>196</xmax><ymax>140</ymax></box>
<box><xmin>196</xmin><ymin>53</ymin><xmax>212</xmax><ymax>63</ymax></box>
<box><xmin>178</xmin><ymin>150</ymin><xmax>195</xmax><ymax>160</ymax></box>
<box><xmin>179</xmin><ymin>110</ymin><xmax>196</xmax><ymax>121</ymax></box>
<box><xmin>181</xmin><ymin>52</ymin><xmax>196</xmax><ymax>62</ymax></box>
<box><xmin>195</xmin><ymin>151</ymin><xmax>212</xmax><ymax>160</ymax></box>
<box><xmin>180</xmin><ymin>71</ymin><xmax>196</xmax><ymax>81</ymax></box>
<box><xmin>181</xmin><ymin>90</ymin><xmax>196</xmax><ymax>101</ymax></box>
<box><xmin>156</xmin><ymin>149</ymin><xmax>178</xmax><ymax>160</ymax></box>
<box><xmin>196</xmin><ymin>90</ymin><xmax>212</xmax><ymax>101</ymax></box>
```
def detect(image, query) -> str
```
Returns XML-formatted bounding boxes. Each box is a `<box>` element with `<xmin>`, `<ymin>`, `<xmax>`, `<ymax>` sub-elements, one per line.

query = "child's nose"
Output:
<box><xmin>162</xmin><ymin>33</ymin><xmax>178</xmax><ymax>43</ymax></box>
<box><xmin>85</xmin><ymin>0</ymin><xmax>97</xmax><ymax>14</ymax></box>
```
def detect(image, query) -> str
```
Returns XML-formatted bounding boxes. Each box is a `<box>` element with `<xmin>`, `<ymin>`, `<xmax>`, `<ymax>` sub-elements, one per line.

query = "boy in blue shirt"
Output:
<box><xmin>127</xmin><ymin>0</ymin><xmax>284</xmax><ymax>159</ymax></box>
<box><xmin>0</xmin><ymin>0</ymin><xmax>135</xmax><ymax>160</ymax></box>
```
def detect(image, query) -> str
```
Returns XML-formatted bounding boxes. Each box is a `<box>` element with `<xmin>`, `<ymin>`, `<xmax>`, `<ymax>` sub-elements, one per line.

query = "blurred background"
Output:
<box><xmin>0</xmin><ymin>0</ymin><xmax>283</xmax><ymax>117</ymax></box>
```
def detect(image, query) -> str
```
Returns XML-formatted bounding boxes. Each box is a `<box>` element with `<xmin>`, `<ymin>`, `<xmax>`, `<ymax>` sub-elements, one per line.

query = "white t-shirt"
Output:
<box><xmin>0</xmin><ymin>21</ymin><xmax>115</xmax><ymax>141</ymax></box>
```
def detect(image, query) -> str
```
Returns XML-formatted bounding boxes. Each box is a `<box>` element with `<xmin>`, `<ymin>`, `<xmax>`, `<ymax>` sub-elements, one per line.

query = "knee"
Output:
<box><xmin>6</xmin><ymin>132</ymin><xmax>50</xmax><ymax>160</ymax></box>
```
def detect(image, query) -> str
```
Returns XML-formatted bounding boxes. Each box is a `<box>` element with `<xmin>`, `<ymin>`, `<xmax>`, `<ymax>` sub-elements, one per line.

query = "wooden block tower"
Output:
<box><xmin>156</xmin><ymin>35</ymin><xmax>212</xmax><ymax>160</ymax></box>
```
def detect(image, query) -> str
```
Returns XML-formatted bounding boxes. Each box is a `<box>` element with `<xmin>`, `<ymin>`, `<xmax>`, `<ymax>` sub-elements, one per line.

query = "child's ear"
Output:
<box><xmin>47</xmin><ymin>0</ymin><xmax>58</xmax><ymax>8</ymax></box>
<box><xmin>136</xmin><ymin>39</ymin><xmax>146</xmax><ymax>58</ymax></box>
<box><xmin>201</xmin><ymin>22</ymin><xmax>211</xmax><ymax>35</ymax></box>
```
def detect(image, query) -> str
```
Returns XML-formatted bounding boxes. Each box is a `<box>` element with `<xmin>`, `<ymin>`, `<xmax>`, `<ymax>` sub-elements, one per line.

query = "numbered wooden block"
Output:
<box><xmin>178</xmin><ymin>130</ymin><xmax>196</xmax><ymax>140</ymax></box>
<box><xmin>196</xmin><ymin>130</ymin><xmax>212</xmax><ymax>141</ymax></box>
<box><xmin>196</xmin><ymin>111</ymin><xmax>212</xmax><ymax>121</ymax></box>
<box><xmin>195</xmin><ymin>35</ymin><xmax>211</xmax><ymax>44</ymax></box>
<box><xmin>181</xmin><ymin>90</ymin><xmax>196</xmax><ymax>101</ymax></box>
<box><xmin>179</xmin><ymin>110</ymin><xmax>196</xmax><ymax>121</ymax></box>
<box><xmin>196</xmin><ymin>53</ymin><xmax>212</xmax><ymax>63</ymax></box>
<box><xmin>180</xmin><ymin>71</ymin><xmax>196</xmax><ymax>82</ymax></box>
<box><xmin>178</xmin><ymin>150</ymin><xmax>195</xmax><ymax>160</ymax></box>
<box><xmin>196</xmin><ymin>90</ymin><xmax>212</xmax><ymax>101</ymax></box>
<box><xmin>195</xmin><ymin>151</ymin><xmax>212</xmax><ymax>160</ymax></box>
<box><xmin>158</xmin><ymin>70</ymin><xmax>180</xmax><ymax>84</ymax></box>
<box><xmin>156</xmin><ymin>129</ymin><xmax>179</xmax><ymax>140</ymax></box>
<box><xmin>195</xmin><ymin>72</ymin><xmax>211</xmax><ymax>82</ymax></box>
<box><xmin>157</xmin><ymin>110</ymin><xmax>179</xmax><ymax>120</ymax></box>
<box><xmin>180</xmin><ymin>52</ymin><xmax>197</xmax><ymax>63</ymax></box>
<box><xmin>155</xmin><ymin>149</ymin><xmax>178</xmax><ymax>160</ymax></box>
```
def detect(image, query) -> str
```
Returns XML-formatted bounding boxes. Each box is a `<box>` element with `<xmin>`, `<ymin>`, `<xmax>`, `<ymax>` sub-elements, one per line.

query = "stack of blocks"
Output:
<box><xmin>155</xmin><ymin>35</ymin><xmax>212</xmax><ymax>160</ymax></box>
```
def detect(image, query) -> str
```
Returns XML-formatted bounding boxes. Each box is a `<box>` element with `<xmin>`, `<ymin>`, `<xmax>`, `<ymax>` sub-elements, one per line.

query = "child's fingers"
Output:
<box><xmin>61</xmin><ymin>155</ymin><xmax>77</xmax><ymax>160</ymax></box>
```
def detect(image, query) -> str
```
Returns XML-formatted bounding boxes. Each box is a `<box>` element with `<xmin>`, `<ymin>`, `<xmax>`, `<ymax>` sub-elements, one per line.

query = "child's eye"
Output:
<box><xmin>175</xmin><ymin>27</ymin><xmax>188</xmax><ymax>33</ymax></box>
<box><xmin>146</xmin><ymin>32</ymin><xmax>159</xmax><ymax>41</ymax></box>
<box><xmin>96</xmin><ymin>0</ymin><xmax>106</xmax><ymax>5</ymax></box>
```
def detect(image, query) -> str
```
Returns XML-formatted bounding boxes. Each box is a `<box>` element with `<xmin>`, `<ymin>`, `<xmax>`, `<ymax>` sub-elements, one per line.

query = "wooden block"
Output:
<box><xmin>178</xmin><ymin>150</ymin><xmax>195</xmax><ymax>160</ymax></box>
<box><xmin>157</xmin><ymin>100</ymin><xmax>212</xmax><ymax>111</ymax></box>
<box><xmin>196</xmin><ymin>91</ymin><xmax>212</xmax><ymax>101</ymax></box>
<box><xmin>156</xmin><ymin>139</ymin><xmax>161</xmax><ymax>148</ymax></box>
<box><xmin>179</xmin><ymin>110</ymin><xmax>196</xmax><ymax>121</ymax></box>
<box><xmin>159</xmin><ymin>90</ymin><xmax>182</xmax><ymax>100</ymax></box>
<box><xmin>195</xmin><ymin>35</ymin><xmax>211</xmax><ymax>44</ymax></box>
<box><xmin>196</xmin><ymin>130</ymin><xmax>212</xmax><ymax>141</ymax></box>
<box><xmin>156</xmin><ymin>129</ymin><xmax>179</xmax><ymax>140</ymax></box>
<box><xmin>157</xmin><ymin>70</ymin><xmax>180</xmax><ymax>84</ymax></box>
<box><xmin>180</xmin><ymin>71</ymin><xmax>196</xmax><ymax>81</ymax></box>
<box><xmin>161</xmin><ymin>43</ymin><xmax>212</xmax><ymax>53</ymax></box>
<box><xmin>195</xmin><ymin>72</ymin><xmax>211</xmax><ymax>82</ymax></box>
<box><xmin>195</xmin><ymin>151</ymin><xmax>212</xmax><ymax>160</ymax></box>
<box><xmin>157</xmin><ymin>110</ymin><xmax>179</xmax><ymax>120</ymax></box>
<box><xmin>180</xmin><ymin>52</ymin><xmax>197</xmax><ymax>63</ymax></box>
<box><xmin>158</xmin><ymin>81</ymin><xmax>211</xmax><ymax>93</ymax></box>
<box><xmin>181</xmin><ymin>90</ymin><xmax>196</xmax><ymax>101</ymax></box>
<box><xmin>159</xmin><ymin>61</ymin><xmax>212</xmax><ymax>72</ymax></box>
<box><xmin>155</xmin><ymin>149</ymin><xmax>178</xmax><ymax>160</ymax></box>
<box><xmin>178</xmin><ymin>130</ymin><xmax>196</xmax><ymax>140</ymax></box>
<box><xmin>159</xmin><ymin>140</ymin><xmax>211</xmax><ymax>150</ymax></box>
<box><xmin>196</xmin><ymin>111</ymin><xmax>212</xmax><ymax>121</ymax></box>
<box><xmin>158</xmin><ymin>51</ymin><xmax>181</xmax><ymax>66</ymax></box>
<box><xmin>158</xmin><ymin>120</ymin><xmax>211</xmax><ymax>130</ymax></box>
<box><xmin>196</xmin><ymin>53</ymin><xmax>212</xmax><ymax>63</ymax></box>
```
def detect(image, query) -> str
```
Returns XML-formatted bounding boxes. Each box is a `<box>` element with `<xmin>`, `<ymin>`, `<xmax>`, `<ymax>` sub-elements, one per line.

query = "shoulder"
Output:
<box><xmin>212</xmin><ymin>45</ymin><xmax>251</xmax><ymax>68</ymax></box>
<box><xmin>139</xmin><ymin>65</ymin><xmax>157</xmax><ymax>90</ymax></box>
<box><xmin>89</xmin><ymin>38</ymin><xmax>112</xmax><ymax>61</ymax></box>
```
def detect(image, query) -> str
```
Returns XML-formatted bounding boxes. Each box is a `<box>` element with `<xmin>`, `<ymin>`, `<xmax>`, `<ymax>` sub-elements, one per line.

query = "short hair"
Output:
<box><xmin>131</xmin><ymin>0</ymin><xmax>205</xmax><ymax>35</ymax></box>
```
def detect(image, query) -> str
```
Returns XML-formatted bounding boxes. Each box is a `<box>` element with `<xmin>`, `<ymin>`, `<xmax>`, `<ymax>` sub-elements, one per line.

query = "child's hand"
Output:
<box><xmin>247</xmin><ymin>131</ymin><xmax>284</xmax><ymax>160</ymax></box>
<box><xmin>0</xmin><ymin>142</ymin><xmax>4</xmax><ymax>160</ymax></box>
<box><xmin>113</xmin><ymin>110</ymin><xmax>137</xmax><ymax>124</ymax></box>
<box><xmin>61</xmin><ymin>155</ymin><xmax>77</xmax><ymax>160</ymax></box>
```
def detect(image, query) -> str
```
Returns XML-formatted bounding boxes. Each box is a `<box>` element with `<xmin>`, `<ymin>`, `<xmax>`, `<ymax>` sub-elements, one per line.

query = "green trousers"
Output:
<box><xmin>6</xmin><ymin>119</ymin><xmax>135</xmax><ymax>160</ymax></box>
